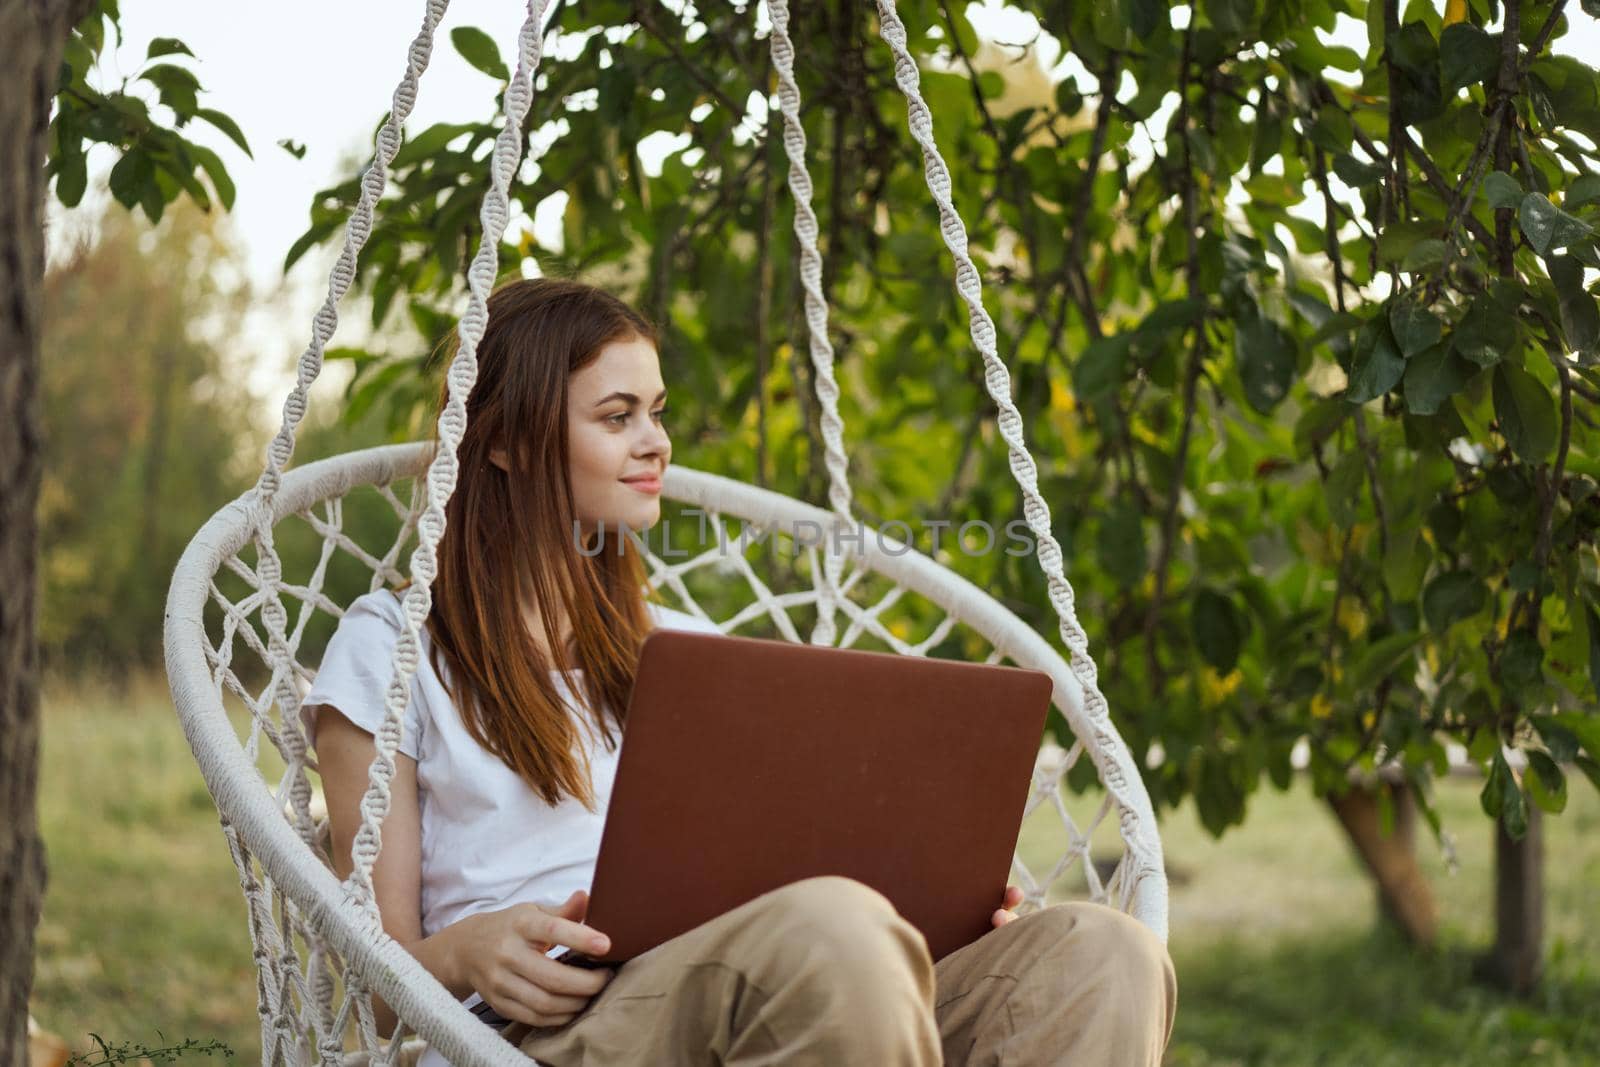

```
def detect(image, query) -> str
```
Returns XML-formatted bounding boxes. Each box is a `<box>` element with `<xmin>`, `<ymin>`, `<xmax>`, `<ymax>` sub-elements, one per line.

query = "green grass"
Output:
<box><xmin>34</xmin><ymin>673</ymin><xmax>261</xmax><ymax>1061</ymax></box>
<box><xmin>1017</xmin><ymin>751</ymin><xmax>1600</xmax><ymax>1065</ymax></box>
<box><xmin>32</xmin><ymin>673</ymin><xmax>1600</xmax><ymax>1064</ymax></box>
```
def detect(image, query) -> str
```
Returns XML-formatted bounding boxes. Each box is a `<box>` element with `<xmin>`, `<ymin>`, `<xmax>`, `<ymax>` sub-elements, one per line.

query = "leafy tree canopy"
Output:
<box><xmin>53</xmin><ymin>0</ymin><xmax>1600</xmax><ymax>843</ymax></box>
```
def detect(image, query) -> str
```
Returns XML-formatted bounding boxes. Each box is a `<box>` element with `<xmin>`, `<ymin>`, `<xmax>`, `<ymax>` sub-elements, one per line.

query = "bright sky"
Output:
<box><xmin>62</xmin><ymin>1</ymin><xmax>1600</xmax><ymax>415</ymax></box>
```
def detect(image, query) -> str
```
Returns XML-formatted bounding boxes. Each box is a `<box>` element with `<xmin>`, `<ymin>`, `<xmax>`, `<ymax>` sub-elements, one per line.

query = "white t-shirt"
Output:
<box><xmin>298</xmin><ymin>588</ymin><xmax>719</xmax><ymax>1061</ymax></box>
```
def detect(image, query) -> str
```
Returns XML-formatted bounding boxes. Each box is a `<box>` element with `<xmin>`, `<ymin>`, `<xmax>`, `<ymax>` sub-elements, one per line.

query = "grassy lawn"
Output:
<box><xmin>32</xmin><ymin>672</ymin><xmax>1600</xmax><ymax>1064</ymax></box>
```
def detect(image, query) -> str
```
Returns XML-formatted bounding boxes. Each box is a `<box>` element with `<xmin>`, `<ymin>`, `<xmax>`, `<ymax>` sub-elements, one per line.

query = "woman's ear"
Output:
<box><xmin>489</xmin><ymin>447</ymin><xmax>509</xmax><ymax>472</ymax></box>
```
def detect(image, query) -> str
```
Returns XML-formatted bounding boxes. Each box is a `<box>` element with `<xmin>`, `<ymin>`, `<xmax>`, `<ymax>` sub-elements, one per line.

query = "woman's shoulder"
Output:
<box><xmin>339</xmin><ymin>587</ymin><xmax>409</xmax><ymax>629</ymax></box>
<box><xmin>322</xmin><ymin>587</ymin><xmax>429</xmax><ymax>660</ymax></box>
<box><xmin>646</xmin><ymin>601</ymin><xmax>722</xmax><ymax>636</ymax></box>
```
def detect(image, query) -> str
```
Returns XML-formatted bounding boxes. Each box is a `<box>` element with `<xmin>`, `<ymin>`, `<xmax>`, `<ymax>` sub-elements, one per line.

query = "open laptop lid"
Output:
<box><xmin>578</xmin><ymin>629</ymin><xmax>1053</xmax><ymax>964</ymax></box>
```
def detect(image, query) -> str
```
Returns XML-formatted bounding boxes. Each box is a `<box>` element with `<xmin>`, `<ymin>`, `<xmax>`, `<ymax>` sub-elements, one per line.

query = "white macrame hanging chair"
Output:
<box><xmin>163</xmin><ymin>1</ymin><xmax>1169</xmax><ymax>1064</ymax></box>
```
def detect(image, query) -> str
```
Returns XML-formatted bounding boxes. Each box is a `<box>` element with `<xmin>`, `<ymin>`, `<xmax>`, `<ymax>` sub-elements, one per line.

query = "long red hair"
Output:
<box><xmin>422</xmin><ymin>276</ymin><xmax>662</xmax><ymax>811</ymax></box>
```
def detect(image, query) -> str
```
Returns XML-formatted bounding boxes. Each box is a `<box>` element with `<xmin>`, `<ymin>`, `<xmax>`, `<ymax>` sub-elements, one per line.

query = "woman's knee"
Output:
<box><xmin>1025</xmin><ymin>902</ymin><xmax>1167</xmax><ymax>961</ymax></box>
<box><xmin>1020</xmin><ymin>902</ymin><xmax>1176</xmax><ymax>1013</ymax></box>
<box><xmin>744</xmin><ymin>876</ymin><xmax>933</xmax><ymax>978</ymax></box>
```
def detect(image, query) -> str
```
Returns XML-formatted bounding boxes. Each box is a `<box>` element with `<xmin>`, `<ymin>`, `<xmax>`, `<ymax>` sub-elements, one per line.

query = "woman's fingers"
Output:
<box><xmin>486</xmin><ymin>969</ymin><xmax>594</xmax><ymax>1028</ymax></box>
<box><xmin>516</xmin><ymin>906</ymin><xmax>610</xmax><ymax>955</ymax></box>
<box><xmin>555</xmin><ymin>889</ymin><xmax>589</xmax><ymax>922</ymax></box>
<box><xmin>991</xmin><ymin>884</ymin><xmax>1025</xmax><ymax>928</ymax></box>
<box><xmin>525</xmin><ymin>954</ymin><xmax>616</xmax><ymax>998</ymax></box>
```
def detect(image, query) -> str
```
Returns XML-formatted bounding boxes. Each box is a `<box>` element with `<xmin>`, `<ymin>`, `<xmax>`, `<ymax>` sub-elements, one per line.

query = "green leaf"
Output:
<box><xmin>1403</xmin><ymin>343</ymin><xmax>1475</xmax><ymax>414</ymax></box>
<box><xmin>1346</xmin><ymin>317</ymin><xmax>1406</xmax><ymax>404</ymax></box>
<box><xmin>138</xmin><ymin>173</ymin><xmax>166</xmax><ymax>224</ymax></box>
<box><xmin>1423</xmin><ymin>570</ymin><xmax>1487</xmax><ymax>632</ymax></box>
<box><xmin>1482</xmin><ymin>170</ymin><xmax>1524</xmax><ymax>211</ymax></box>
<box><xmin>1538</xmin><ymin>718</ymin><xmax>1581</xmax><ymax>763</ymax></box>
<box><xmin>1519</xmin><ymin>192</ymin><xmax>1593</xmax><ymax>254</ymax></box>
<box><xmin>146</xmin><ymin>37</ymin><xmax>194</xmax><ymax>60</ymax></box>
<box><xmin>139</xmin><ymin>63</ymin><xmax>200</xmax><ymax>116</ymax></box>
<box><xmin>1553</xmin><ymin>711</ymin><xmax>1600</xmax><ymax>761</ymax></box>
<box><xmin>1501</xmin><ymin>629</ymin><xmax>1545</xmax><ymax>689</ymax></box>
<box><xmin>1480</xmin><ymin>750</ymin><xmax>1505</xmax><ymax>817</ymax></box>
<box><xmin>1575</xmin><ymin>754</ymin><xmax>1600</xmax><ymax>796</ymax></box>
<box><xmin>1440</xmin><ymin>23</ymin><xmax>1500</xmax><ymax>92</ymax></box>
<box><xmin>1137</xmin><ymin>298</ymin><xmax>1206</xmax><ymax>336</ymax></box>
<box><xmin>1192</xmin><ymin>588</ymin><xmax>1252</xmax><ymax>673</ymax></box>
<box><xmin>394</xmin><ymin>121</ymin><xmax>479</xmax><ymax>168</ymax></box>
<box><xmin>1333</xmin><ymin>154</ymin><xmax>1385</xmax><ymax>187</ymax></box>
<box><xmin>1383</xmin><ymin>524</ymin><xmax>1432</xmax><ymax>600</ymax></box>
<box><xmin>1567</xmin><ymin>174</ymin><xmax>1600</xmax><ymax>209</ymax></box>
<box><xmin>1324</xmin><ymin>450</ymin><xmax>1365</xmax><ymax>528</ymax></box>
<box><xmin>452</xmin><ymin>26</ymin><xmax>509</xmax><ymax>80</ymax></box>
<box><xmin>1499</xmin><ymin>753</ymin><xmax>1529</xmax><ymax>839</ymax></box>
<box><xmin>1550</xmin><ymin>254</ymin><xmax>1600</xmax><ymax>358</ymax></box>
<box><xmin>1454</xmin><ymin>292</ymin><xmax>1519</xmax><ymax>367</ymax></box>
<box><xmin>1073</xmin><ymin>334</ymin><xmax>1131</xmax><ymax>402</ymax></box>
<box><xmin>1493</xmin><ymin>362</ymin><xmax>1557</xmax><ymax>463</ymax></box>
<box><xmin>108</xmin><ymin>148</ymin><xmax>153</xmax><ymax>209</ymax></box>
<box><xmin>195</xmin><ymin>107</ymin><xmax>252</xmax><ymax>157</ymax></box>
<box><xmin>1096</xmin><ymin>502</ymin><xmax>1147</xmax><ymax>587</ymax></box>
<box><xmin>1206</xmin><ymin>0</ymin><xmax>1256</xmax><ymax>36</ymax></box>
<box><xmin>1401</xmin><ymin>239</ymin><xmax>1448</xmax><ymax>272</ymax></box>
<box><xmin>1526</xmin><ymin>750</ymin><xmax>1567</xmax><ymax>814</ymax></box>
<box><xmin>1347</xmin><ymin>631</ymin><xmax>1422</xmax><ymax>692</ymax></box>
<box><xmin>1389</xmin><ymin>298</ymin><xmax>1444</xmax><ymax>357</ymax></box>
<box><xmin>1390</xmin><ymin>21</ymin><xmax>1446</xmax><ymax>123</ymax></box>
<box><xmin>1584</xmin><ymin>606</ymin><xmax>1600</xmax><ymax>700</ymax></box>
<box><xmin>1121</xmin><ymin>0</ymin><xmax>1166</xmax><ymax>37</ymax></box>
<box><xmin>187</xmin><ymin>142</ymin><xmax>235</xmax><ymax>210</ymax></box>
<box><xmin>54</xmin><ymin>152</ymin><xmax>87</xmax><ymax>207</ymax></box>
<box><xmin>1235</xmin><ymin>311</ymin><xmax>1297</xmax><ymax>414</ymax></box>
<box><xmin>1506</xmin><ymin>559</ymin><xmax>1542</xmax><ymax>593</ymax></box>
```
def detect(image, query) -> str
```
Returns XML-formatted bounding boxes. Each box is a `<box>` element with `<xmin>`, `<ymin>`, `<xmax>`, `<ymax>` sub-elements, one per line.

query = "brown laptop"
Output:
<box><xmin>556</xmin><ymin>627</ymin><xmax>1053</xmax><ymax>966</ymax></box>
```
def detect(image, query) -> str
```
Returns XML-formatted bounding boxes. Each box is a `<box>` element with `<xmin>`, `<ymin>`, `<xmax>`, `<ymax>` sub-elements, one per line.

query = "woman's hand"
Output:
<box><xmin>454</xmin><ymin>889</ymin><xmax>616</xmax><ymax>1029</ymax></box>
<box><xmin>991</xmin><ymin>884</ymin><xmax>1024</xmax><ymax>929</ymax></box>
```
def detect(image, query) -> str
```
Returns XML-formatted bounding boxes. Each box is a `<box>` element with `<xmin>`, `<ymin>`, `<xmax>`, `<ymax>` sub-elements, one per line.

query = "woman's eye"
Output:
<box><xmin>652</xmin><ymin>406</ymin><xmax>669</xmax><ymax>422</ymax></box>
<box><xmin>607</xmin><ymin>412</ymin><xmax>628</xmax><ymax>425</ymax></box>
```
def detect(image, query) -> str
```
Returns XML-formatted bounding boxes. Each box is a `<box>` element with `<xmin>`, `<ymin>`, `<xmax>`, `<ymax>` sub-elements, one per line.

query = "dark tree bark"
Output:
<box><xmin>1</xmin><ymin>1</ymin><xmax>96</xmax><ymax>1061</ymax></box>
<box><xmin>1484</xmin><ymin>805</ymin><xmax>1544</xmax><ymax>994</ymax></box>
<box><xmin>1326</xmin><ymin>777</ymin><xmax>1438</xmax><ymax>947</ymax></box>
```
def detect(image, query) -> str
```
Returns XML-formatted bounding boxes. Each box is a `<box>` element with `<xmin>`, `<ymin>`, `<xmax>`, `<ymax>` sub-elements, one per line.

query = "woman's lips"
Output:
<box><xmin>621</xmin><ymin>476</ymin><xmax>662</xmax><ymax>494</ymax></box>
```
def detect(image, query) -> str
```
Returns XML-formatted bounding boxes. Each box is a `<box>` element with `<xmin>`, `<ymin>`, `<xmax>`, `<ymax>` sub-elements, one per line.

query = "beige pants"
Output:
<box><xmin>511</xmin><ymin>875</ymin><xmax>1177</xmax><ymax>1066</ymax></box>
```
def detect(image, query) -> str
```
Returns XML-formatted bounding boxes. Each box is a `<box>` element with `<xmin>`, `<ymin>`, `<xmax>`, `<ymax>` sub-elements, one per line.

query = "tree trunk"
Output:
<box><xmin>1484</xmin><ymin>804</ymin><xmax>1544</xmax><ymax>994</ymax></box>
<box><xmin>1</xmin><ymin>2</ymin><xmax>95</xmax><ymax>1062</ymax></box>
<box><xmin>1326</xmin><ymin>777</ymin><xmax>1439</xmax><ymax>946</ymax></box>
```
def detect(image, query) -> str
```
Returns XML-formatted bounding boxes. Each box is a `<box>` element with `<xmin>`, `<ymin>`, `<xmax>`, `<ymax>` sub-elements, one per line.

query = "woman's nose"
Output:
<box><xmin>640</xmin><ymin>422</ymin><xmax>670</xmax><ymax>455</ymax></box>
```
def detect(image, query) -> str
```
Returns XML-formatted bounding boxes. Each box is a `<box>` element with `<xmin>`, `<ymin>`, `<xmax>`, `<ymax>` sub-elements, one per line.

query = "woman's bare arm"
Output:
<box><xmin>316</xmin><ymin>706</ymin><xmax>616</xmax><ymax>1038</ymax></box>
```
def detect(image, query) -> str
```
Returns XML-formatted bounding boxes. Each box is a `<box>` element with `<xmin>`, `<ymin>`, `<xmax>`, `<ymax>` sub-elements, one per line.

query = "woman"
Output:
<box><xmin>301</xmin><ymin>277</ymin><xmax>1176</xmax><ymax>1066</ymax></box>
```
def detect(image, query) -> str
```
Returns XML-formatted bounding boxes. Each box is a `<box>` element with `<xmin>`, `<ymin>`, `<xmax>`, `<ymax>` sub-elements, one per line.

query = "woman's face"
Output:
<box><xmin>563</xmin><ymin>334</ymin><xmax>671</xmax><ymax>538</ymax></box>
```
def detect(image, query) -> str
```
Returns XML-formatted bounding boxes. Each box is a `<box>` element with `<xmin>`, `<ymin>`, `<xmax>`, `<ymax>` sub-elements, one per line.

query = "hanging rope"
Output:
<box><xmin>240</xmin><ymin>0</ymin><xmax>451</xmax><ymax>865</ymax></box>
<box><xmin>767</xmin><ymin>0</ymin><xmax>855</xmax><ymax>647</ymax></box>
<box><xmin>223</xmin><ymin>3</ymin><xmax>453</xmax><ymax>1056</ymax></box>
<box><xmin>342</xmin><ymin>0</ymin><xmax>551</xmax><ymax>924</ymax></box>
<box><xmin>870</xmin><ymin>0</ymin><xmax>1167</xmax><ymax>919</ymax></box>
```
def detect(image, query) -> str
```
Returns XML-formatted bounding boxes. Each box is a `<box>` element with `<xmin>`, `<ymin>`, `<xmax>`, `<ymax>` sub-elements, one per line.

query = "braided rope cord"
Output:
<box><xmin>766</xmin><ymin>0</ymin><xmax>855</xmax><ymax>648</ymax></box>
<box><xmin>870</xmin><ymin>0</ymin><xmax>1167</xmax><ymax>924</ymax></box>
<box><xmin>227</xmin><ymin>3</ymin><xmax>452</xmax><ymax>1058</ymax></box>
<box><xmin>343</xmin><ymin>0</ymin><xmax>550</xmax><ymax>926</ymax></box>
